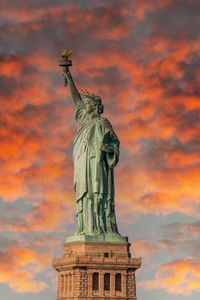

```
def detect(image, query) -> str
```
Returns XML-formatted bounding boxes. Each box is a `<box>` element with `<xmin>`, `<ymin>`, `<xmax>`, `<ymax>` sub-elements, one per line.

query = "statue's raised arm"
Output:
<box><xmin>63</xmin><ymin>70</ymin><xmax>82</xmax><ymax>106</ymax></box>
<box><xmin>59</xmin><ymin>49</ymin><xmax>81</xmax><ymax>106</ymax></box>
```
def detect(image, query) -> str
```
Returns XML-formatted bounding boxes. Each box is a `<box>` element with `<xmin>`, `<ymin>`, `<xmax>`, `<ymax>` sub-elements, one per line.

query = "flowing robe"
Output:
<box><xmin>73</xmin><ymin>101</ymin><xmax>119</xmax><ymax>235</ymax></box>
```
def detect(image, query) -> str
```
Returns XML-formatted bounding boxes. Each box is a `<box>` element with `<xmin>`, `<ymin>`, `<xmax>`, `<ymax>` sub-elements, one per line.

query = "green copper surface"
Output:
<box><xmin>61</xmin><ymin>60</ymin><xmax>126</xmax><ymax>243</ymax></box>
<box><xmin>65</xmin><ymin>233</ymin><xmax>128</xmax><ymax>244</ymax></box>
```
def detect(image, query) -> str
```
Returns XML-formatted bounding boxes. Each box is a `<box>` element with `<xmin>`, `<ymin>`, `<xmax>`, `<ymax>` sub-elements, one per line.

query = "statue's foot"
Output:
<box><xmin>94</xmin><ymin>229</ymin><xmax>103</xmax><ymax>235</ymax></box>
<box><xmin>75</xmin><ymin>230</ymin><xmax>84</xmax><ymax>236</ymax></box>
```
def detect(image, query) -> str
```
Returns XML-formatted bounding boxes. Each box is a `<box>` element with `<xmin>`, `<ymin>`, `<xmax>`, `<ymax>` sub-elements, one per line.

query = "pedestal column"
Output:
<box><xmin>122</xmin><ymin>272</ymin><xmax>127</xmax><ymax>298</ymax></box>
<box><xmin>110</xmin><ymin>272</ymin><xmax>115</xmax><ymax>297</ymax></box>
<box><xmin>88</xmin><ymin>271</ymin><xmax>93</xmax><ymax>297</ymax></box>
<box><xmin>99</xmin><ymin>272</ymin><xmax>104</xmax><ymax>297</ymax></box>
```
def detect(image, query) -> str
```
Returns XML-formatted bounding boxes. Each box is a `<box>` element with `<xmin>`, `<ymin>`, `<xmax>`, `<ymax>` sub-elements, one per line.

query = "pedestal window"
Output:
<box><xmin>92</xmin><ymin>272</ymin><xmax>99</xmax><ymax>290</ymax></box>
<box><xmin>104</xmin><ymin>273</ymin><xmax>110</xmax><ymax>291</ymax></box>
<box><xmin>115</xmin><ymin>273</ymin><xmax>121</xmax><ymax>291</ymax></box>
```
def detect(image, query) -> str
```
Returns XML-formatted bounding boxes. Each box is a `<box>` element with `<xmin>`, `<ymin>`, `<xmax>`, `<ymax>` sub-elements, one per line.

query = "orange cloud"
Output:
<box><xmin>132</xmin><ymin>0</ymin><xmax>176</xmax><ymax>20</ymax></box>
<box><xmin>0</xmin><ymin>35</ymin><xmax>199</xmax><ymax>222</ymax></box>
<box><xmin>0</xmin><ymin>160</ymin><xmax>75</xmax><ymax>231</ymax></box>
<box><xmin>64</xmin><ymin>3</ymin><xmax>132</xmax><ymax>41</ymax></box>
<box><xmin>165</xmin><ymin>151</ymin><xmax>200</xmax><ymax>168</ymax></box>
<box><xmin>131</xmin><ymin>239</ymin><xmax>158</xmax><ymax>260</ymax></box>
<box><xmin>141</xmin><ymin>259</ymin><xmax>200</xmax><ymax>295</ymax></box>
<box><xmin>24</xmin><ymin>188</ymin><xmax>74</xmax><ymax>233</ymax></box>
<box><xmin>0</xmin><ymin>3</ymin><xmax>75</xmax><ymax>25</ymax></box>
<box><xmin>115</xmin><ymin>160</ymin><xmax>200</xmax><ymax>217</ymax></box>
<box><xmin>0</xmin><ymin>2</ymin><xmax>131</xmax><ymax>41</ymax></box>
<box><xmin>0</xmin><ymin>54</ymin><xmax>76</xmax><ymax>232</ymax></box>
<box><xmin>0</xmin><ymin>54</ymin><xmax>23</xmax><ymax>77</ymax></box>
<box><xmin>0</xmin><ymin>247</ymin><xmax>51</xmax><ymax>293</ymax></box>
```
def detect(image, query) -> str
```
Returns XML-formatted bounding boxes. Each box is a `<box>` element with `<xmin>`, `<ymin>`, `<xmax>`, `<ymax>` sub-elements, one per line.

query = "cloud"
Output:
<box><xmin>139</xmin><ymin>220</ymin><xmax>200</xmax><ymax>296</ymax></box>
<box><xmin>0</xmin><ymin>0</ymin><xmax>199</xmax><ymax>221</ymax></box>
<box><xmin>0</xmin><ymin>52</ymin><xmax>76</xmax><ymax>234</ymax></box>
<box><xmin>115</xmin><ymin>152</ymin><xmax>200</xmax><ymax>217</ymax></box>
<box><xmin>131</xmin><ymin>239</ymin><xmax>158</xmax><ymax>261</ymax></box>
<box><xmin>24</xmin><ymin>188</ymin><xmax>74</xmax><ymax>233</ymax></box>
<box><xmin>157</xmin><ymin>221</ymin><xmax>200</xmax><ymax>259</ymax></box>
<box><xmin>0</xmin><ymin>246</ymin><xmax>50</xmax><ymax>293</ymax></box>
<box><xmin>65</xmin><ymin>4</ymin><xmax>132</xmax><ymax>41</ymax></box>
<box><xmin>0</xmin><ymin>2</ymin><xmax>132</xmax><ymax>45</ymax></box>
<box><xmin>133</xmin><ymin>0</ymin><xmax>175</xmax><ymax>20</ymax></box>
<box><xmin>141</xmin><ymin>259</ymin><xmax>200</xmax><ymax>296</ymax></box>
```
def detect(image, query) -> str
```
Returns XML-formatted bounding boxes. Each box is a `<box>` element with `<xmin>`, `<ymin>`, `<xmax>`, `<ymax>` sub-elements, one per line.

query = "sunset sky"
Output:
<box><xmin>0</xmin><ymin>0</ymin><xmax>200</xmax><ymax>299</ymax></box>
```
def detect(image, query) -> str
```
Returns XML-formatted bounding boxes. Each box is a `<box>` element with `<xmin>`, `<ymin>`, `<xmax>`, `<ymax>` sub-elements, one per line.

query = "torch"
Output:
<box><xmin>59</xmin><ymin>49</ymin><xmax>72</xmax><ymax>87</ymax></box>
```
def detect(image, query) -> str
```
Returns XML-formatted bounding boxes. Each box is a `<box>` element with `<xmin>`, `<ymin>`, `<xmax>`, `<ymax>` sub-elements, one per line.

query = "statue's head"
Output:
<box><xmin>81</xmin><ymin>89</ymin><xmax>104</xmax><ymax>115</ymax></box>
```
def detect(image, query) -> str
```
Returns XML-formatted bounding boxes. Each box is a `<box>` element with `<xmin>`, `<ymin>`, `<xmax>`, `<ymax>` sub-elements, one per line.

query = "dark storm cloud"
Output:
<box><xmin>0</xmin><ymin>1</ymin><xmax>132</xmax><ymax>56</ymax></box>
<box><xmin>146</xmin><ymin>0</ymin><xmax>200</xmax><ymax>39</ymax></box>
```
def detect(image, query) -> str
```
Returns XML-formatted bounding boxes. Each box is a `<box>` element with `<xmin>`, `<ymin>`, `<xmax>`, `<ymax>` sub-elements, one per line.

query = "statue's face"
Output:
<box><xmin>84</xmin><ymin>97</ymin><xmax>97</xmax><ymax>113</ymax></box>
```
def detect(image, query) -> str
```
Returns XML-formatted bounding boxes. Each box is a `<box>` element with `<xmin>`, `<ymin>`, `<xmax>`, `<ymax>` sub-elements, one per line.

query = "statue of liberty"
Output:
<box><xmin>59</xmin><ymin>50</ymin><xmax>126</xmax><ymax>242</ymax></box>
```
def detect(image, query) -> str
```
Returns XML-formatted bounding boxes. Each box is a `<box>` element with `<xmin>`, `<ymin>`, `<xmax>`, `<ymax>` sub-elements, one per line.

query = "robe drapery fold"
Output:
<box><xmin>73</xmin><ymin>101</ymin><xmax>119</xmax><ymax>234</ymax></box>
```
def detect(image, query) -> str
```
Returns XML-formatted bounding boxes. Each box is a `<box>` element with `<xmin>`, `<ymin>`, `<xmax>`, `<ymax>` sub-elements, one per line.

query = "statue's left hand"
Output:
<box><xmin>100</xmin><ymin>143</ymin><xmax>114</xmax><ymax>153</ymax></box>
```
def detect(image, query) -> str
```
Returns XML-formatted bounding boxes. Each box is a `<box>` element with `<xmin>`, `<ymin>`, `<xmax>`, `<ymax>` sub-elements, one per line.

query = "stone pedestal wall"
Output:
<box><xmin>53</xmin><ymin>241</ymin><xmax>141</xmax><ymax>300</ymax></box>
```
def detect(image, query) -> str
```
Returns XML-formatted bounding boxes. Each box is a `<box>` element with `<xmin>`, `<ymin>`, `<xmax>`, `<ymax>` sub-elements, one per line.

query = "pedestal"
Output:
<box><xmin>52</xmin><ymin>241</ymin><xmax>141</xmax><ymax>300</ymax></box>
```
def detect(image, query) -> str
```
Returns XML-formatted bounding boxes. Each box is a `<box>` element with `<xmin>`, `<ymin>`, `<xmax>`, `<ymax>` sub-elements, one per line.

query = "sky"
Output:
<box><xmin>0</xmin><ymin>0</ymin><xmax>200</xmax><ymax>299</ymax></box>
